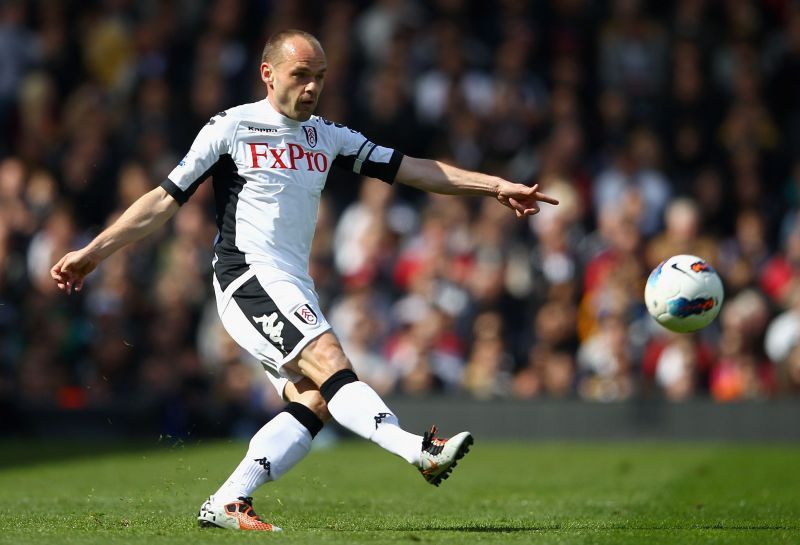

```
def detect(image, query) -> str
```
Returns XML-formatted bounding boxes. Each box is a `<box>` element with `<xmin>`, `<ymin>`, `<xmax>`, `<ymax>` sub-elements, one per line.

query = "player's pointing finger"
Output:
<box><xmin>534</xmin><ymin>191</ymin><xmax>559</xmax><ymax>206</ymax></box>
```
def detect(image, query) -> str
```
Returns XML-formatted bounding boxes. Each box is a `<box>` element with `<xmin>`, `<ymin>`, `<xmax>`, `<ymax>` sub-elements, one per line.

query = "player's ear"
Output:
<box><xmin>260</xmin><ymin>62</ymin><xmax>273</xmax><ymax>86</ymax></box>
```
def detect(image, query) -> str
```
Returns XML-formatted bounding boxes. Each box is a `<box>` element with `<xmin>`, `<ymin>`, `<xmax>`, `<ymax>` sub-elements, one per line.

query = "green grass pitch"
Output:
<box><xmin>0</xmin><ymin>438</ymin><xmax>798</xmax><ymax>544</ymax></box>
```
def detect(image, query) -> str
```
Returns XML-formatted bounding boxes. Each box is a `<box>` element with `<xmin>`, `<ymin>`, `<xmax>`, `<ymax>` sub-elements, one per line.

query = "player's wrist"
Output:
<box><xmin>83</xmin><ymin>241</ymin><xmax>112</xmax><ymax>263</ymax></box>
<box><xmin>492</xmin><ymin>178</ymin><xmax>513</xmax><ymax>197</ymax></box>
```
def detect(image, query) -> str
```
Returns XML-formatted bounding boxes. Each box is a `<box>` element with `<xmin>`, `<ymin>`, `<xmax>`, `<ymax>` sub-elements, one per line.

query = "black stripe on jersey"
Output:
<box><xmin>332</xmin><ymin>149</ymin><xmax>404</xmax><ymax>184</ymax></box>
<box><xmin>214</xmin><ymin>246</ymin><xmax>248</xmax><ymax>292</ymax></box>
<box><xmin>211</xmin><ymin>154</ymin><xmax>249</xmax><ymax>291</ymax></box>
<box><xmin>232</xmin><ymin>277</ymin><xmax>304</xmax><ymax>358</ymax></box>
<box><xmin>332</xmin><ymin>150</ymin><xmax>358</xmax><ymax>172</ymax></box>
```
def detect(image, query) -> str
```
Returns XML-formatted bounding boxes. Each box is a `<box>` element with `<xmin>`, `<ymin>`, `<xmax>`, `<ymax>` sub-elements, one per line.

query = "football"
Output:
<box><xmin>644</xmin><ymin>254</ymin><xmax>724</xmax><ymax>333</ymax></box>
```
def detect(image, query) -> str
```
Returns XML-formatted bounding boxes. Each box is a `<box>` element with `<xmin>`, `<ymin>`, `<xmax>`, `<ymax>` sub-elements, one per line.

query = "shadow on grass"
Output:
<box><xmin>383</xmin><ymin>523</ymin><xmax>798</xmax><ymax>532</ymax></box>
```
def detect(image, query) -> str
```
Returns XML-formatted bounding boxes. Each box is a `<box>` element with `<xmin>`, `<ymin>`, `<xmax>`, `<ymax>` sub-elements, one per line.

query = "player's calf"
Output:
<box><xmin>283</xmin><ymin>377</ymin><xmax>331</xmax><ymax>422</ymax></box>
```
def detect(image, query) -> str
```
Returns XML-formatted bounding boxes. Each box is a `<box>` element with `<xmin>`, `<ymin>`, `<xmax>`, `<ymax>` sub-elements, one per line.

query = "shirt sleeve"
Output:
<box><xmin>330</xmin><ymin>122</ymin><xmax>404</xmax><ymax>184</ymax></box>
<box><xmin>160</xmin><ymin>113</ymin><xmax>231</xmax><ymax>204</ymax></box>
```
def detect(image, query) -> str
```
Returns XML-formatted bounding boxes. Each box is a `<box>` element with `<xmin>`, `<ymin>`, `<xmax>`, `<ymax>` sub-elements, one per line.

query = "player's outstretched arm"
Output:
<box><xmin>395</xmin><ymin>156</ymin><xmax>559</xmax><ymax>218</ymax></box>
<box><xmin>50</xmin><ymin>186</ymin><xmax>180</xmax><ymax>294</ymax></box>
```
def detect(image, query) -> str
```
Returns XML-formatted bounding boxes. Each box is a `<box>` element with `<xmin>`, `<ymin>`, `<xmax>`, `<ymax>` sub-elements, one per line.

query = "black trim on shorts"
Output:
<box><xmin>283</xmin><ymin>402</ymin><xmax>324</xmax><ymax>438</ymax></box>
<box><xmin>231</xmin><ymin>276</ymin><xmax>304</xmax><ymax>357</ymax></box>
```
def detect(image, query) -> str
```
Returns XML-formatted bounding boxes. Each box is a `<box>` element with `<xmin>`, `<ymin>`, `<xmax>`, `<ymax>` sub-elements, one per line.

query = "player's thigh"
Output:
<box><xmin>214</xmin><ymin>270</ymin><xmax>331</xmax><ymax>394</ymax></box>
<box><xmin>295</xmin><ymin>330</ymin><xmax>354</xmax><ymax>386</ymax></box>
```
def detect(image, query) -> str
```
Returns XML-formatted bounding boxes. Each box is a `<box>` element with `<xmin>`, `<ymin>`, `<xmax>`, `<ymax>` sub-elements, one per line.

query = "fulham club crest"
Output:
<box><xmin>302</xmin><ymin>126</ymin><xmax>318</xmax><ymax>148</ymax></box>
<box><xmin>294</xmin><ymin>303</ymin><xmax>318</xmax><ymax>326</ymax></box>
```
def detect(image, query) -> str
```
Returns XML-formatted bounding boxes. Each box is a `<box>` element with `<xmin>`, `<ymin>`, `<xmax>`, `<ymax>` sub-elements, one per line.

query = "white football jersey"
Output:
<box><xmin>161</xmin><ymin>99</ymin><xmax>403</xmax><ymax>291</ymax></box>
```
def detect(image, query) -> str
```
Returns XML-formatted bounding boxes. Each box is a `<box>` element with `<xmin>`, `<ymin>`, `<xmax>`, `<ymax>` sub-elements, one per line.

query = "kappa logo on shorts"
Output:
<box><xmin>253</xmin><ymin>312</ymin><xmax>285</xmax><ymax>350</ymax></box>
<box><xmin>302</xmin><ymin>125</ymin><xmax>317</xmax><ymax>148</ymax></box>
<box><xmin>293</xmin><ymin>304</ymin><xmax>318</xmax><ymax>326</ymax></box>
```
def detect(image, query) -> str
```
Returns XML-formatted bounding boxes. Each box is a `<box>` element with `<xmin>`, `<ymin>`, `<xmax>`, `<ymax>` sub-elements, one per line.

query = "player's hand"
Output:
<box><xmin>50</xmin><ymin>249</ymin><xmax>100</xmax><ymax>295</ymax></box>
<box><xmin>496</xmin><ymin>182</ymin><xmax>559</xmax><ymax>218</ymax></box>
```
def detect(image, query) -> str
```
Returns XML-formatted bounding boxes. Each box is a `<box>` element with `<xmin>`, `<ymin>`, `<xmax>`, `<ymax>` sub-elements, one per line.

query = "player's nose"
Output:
<box><xmin>304</xmin><ymin>80</ymin><xmax>321</xmax><ymax>94</ymax></box>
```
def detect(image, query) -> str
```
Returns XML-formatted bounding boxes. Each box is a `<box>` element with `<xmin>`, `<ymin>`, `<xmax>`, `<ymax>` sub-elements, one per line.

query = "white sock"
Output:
<box><xmin>213</xmin><ymin>411</ymin><xmax>314</xmax><ymax>503</ymax></box>
<box><xmin>327</xmin><ymin>380</ymin><xmax>422</xmax><ymax>465</ymax></box>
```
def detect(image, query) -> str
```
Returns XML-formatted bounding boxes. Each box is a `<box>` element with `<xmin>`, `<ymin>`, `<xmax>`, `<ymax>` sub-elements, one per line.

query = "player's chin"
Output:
<box><xmin>295</xmin><ymin>101</ymin><xmax>316</xmax><ymax>119</ymax></box>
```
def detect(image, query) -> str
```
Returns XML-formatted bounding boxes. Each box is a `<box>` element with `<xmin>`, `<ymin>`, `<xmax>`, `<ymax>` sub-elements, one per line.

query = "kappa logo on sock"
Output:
<box><xmin>293</xmin><ymin>303</ymin><xmax>318</xmax><ymax>326</ymax></box>
<box><xmin>374</xmin><ymin>412</ymin><xmax>393</xmax><ymax>429</ymax></box>
<box><xmin>253</xmin><ymin>457</ymin><xmax>271</xmax><ymax>476</ymax></box>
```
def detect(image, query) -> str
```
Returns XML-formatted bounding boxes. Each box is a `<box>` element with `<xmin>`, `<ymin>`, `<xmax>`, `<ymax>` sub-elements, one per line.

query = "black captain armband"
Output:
<box><xmin>333</xmin><ymin>149</ymin><xmax>404</xmax><ymax>184</ymax></box>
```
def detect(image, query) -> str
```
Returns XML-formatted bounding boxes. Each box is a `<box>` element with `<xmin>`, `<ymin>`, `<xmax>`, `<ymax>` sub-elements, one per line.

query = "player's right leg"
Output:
<box><xmin>198</xmin><ymin>378</ymin><xmax>327</xmax><ymax>531</ymax></box>
<box><xmin>198</xmin><ymin>273</ymin><xmax>330</xmax><ymax>531</ymax></box>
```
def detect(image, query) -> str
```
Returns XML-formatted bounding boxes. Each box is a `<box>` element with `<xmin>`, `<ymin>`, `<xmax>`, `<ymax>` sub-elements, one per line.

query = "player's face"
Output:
<box><xmin>262</xmin><ymin>38</ymin><xmax>327</xmax><ymax>121</ymax></box>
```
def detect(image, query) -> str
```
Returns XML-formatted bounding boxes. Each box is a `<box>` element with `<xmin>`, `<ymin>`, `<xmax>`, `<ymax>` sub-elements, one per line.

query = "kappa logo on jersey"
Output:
<box><xmin>293</xmin><ymin>304</ymin><xmax>318</xmax><ymax>326</ymax></box>
<box><xmin>253</xmin><ymin>312</ymin><xmax>285</xmax><ymax>350</ymax></box>
<box><xmin>302</xmin><ymin>126</ymin><xmax>317</xmax><ymax>148</ymax></box>
<box><xmin>248</xmin><ymin>142</ymin><xmax>329</xmax><ymax>172</ymax></box>
<box><xmin>247</xmin><ymin>125</ymin><xmax>278</xmax><ymax>133</ymax></box>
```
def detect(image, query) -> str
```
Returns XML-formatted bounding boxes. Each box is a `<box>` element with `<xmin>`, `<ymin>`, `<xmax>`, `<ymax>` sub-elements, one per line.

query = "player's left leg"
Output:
<box><xmin>293</xmin><ymin>332</ymin><xmax>474</xmax><ymax>485</ymax></box>
<box><xmin>202</xmin><ymin>268</ymin><xmax>333</xmax><ymax>531</ymax></box>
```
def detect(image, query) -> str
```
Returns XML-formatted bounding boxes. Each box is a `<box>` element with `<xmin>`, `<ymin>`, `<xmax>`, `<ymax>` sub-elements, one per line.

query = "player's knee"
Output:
<box><xmin>299</xmin><ymin>333</ymin><xmax>352</xmax><ymax>382</ymax></box>
<box><xmin>292</xmin><ymin>389</ymin><xmax>331</xmax><ymax>422</ymax></box>
<box><xmin>283</xmin><ymin>378</ymin><xmax>331</xmax><ymax>422</ymax></box>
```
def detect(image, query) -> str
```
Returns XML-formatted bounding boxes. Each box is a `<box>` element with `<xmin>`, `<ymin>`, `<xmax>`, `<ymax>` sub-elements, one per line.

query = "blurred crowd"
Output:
<box><xmin>2</xmin><ymin>0</ymin><xmax>800</xmax><ymax>432</ymax></box>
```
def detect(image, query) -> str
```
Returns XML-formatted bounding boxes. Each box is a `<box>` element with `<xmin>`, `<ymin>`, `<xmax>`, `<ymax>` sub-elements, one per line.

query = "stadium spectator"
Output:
<box><xmin>0</xmin><ymin>0</ymin><xmax>799</xmax><ymax>437</ymax></box>
<box><xmin>642</xmin><ymin>331</ymin><xmax>715</xmax><ymax>401</ymax></box>
<box><xmin>710</xmin><ymin>289</ymin><xmax>775</xmax><ymax>401</ymax></box>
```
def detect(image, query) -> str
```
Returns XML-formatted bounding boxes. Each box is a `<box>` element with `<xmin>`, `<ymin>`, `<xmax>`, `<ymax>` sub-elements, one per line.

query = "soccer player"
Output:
<box><xmin>51</xmin><ymin>30</ymin><xmax>558</xmax><ymax>531</ymax></box>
